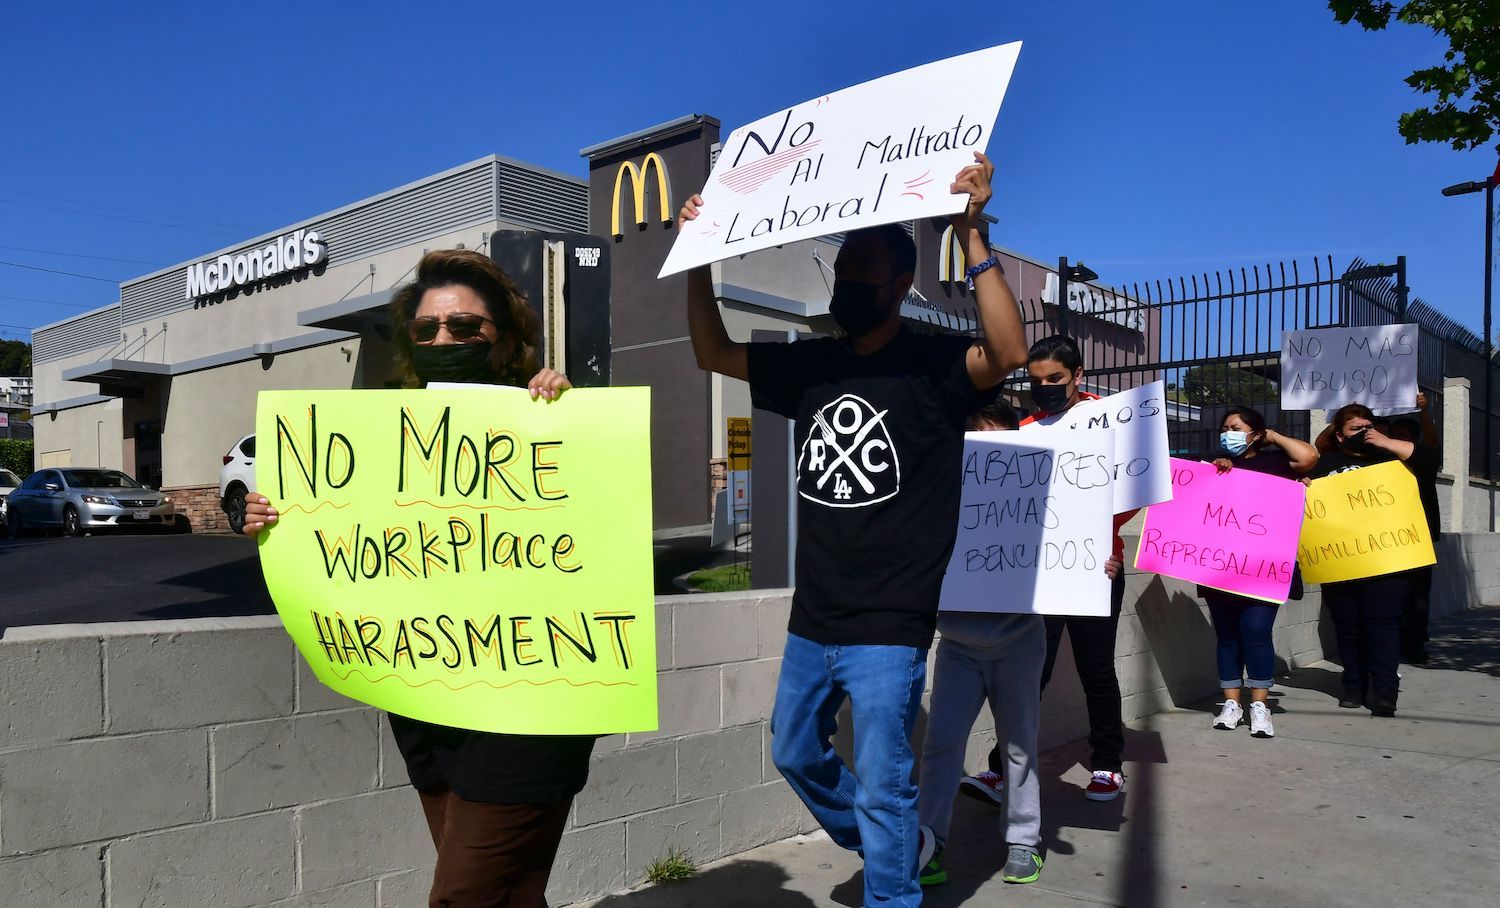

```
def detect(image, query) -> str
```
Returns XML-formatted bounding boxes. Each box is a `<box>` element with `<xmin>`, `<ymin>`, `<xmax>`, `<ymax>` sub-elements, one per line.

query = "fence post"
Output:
<box><xmin>1308</xmin><ymin>408</ymin><xmax>1329</xmax><ymax>447</ymax></box>
<box><xmin>1395</xmin><ymin>255</ymin><xmax>1408</xmax><ymax>322</ymax></box>
<box><xmin>1056</xmin><ymin>256</ymin><xmax>1071</xmax><ymax>335</ymax></box>
<box><xmin>1442</xmin><ymin>376</ymin><xmax>1472</xmax><ymax>533</ymax></box>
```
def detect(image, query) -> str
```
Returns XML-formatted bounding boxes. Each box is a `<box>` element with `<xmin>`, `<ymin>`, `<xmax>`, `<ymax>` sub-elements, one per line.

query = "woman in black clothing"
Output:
<box><xmin>1202</xmin><ymin>406</ymin><xmax>1318</xmax><ymax>738</ymax></box>
<box><xmin>243</xmin><ymin>249</ymin><xmax>592</xmax><ymax>907</ymax></box>
<box><xmin>1305</xmin><ymin>403</ymin><xmax>1434</xmax><ymax>718</ymax></box>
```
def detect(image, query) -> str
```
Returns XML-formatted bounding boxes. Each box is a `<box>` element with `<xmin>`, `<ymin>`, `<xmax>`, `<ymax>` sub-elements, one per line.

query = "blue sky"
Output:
<box><xmin>1</xmin><ymin>0</ymin><xmax>1494</xmax><ymax>345</ymax></box>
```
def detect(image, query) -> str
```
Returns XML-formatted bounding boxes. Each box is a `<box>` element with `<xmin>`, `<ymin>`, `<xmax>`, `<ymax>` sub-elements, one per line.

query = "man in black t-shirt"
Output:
<box><xmin>677</xmin><ymin>153</ymin><xmax>1028</xmax><ymax>906</ymax></box>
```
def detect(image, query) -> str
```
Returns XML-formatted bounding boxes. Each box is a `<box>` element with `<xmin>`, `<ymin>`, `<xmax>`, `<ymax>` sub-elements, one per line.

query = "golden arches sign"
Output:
<box><xmin>611</xmin><ymin>153</ymin><xmax>672</xmax><ymax>238</ymax></box>
<box><xmin>937</xmin><ymin>224</ymin><xmax>967</xmax><ymax>283</ymax></box>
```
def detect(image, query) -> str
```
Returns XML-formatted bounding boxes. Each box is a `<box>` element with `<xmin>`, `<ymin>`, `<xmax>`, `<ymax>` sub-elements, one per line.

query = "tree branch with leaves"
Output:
<box><xmin>1330</xmin><ymin>0</ymin><xmax>1500</xmax><ymax>151</ymax></box>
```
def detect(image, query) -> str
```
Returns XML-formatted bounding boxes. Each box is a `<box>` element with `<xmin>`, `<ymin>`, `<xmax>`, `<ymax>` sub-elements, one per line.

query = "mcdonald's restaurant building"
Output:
<box><xmin>32</xmin><ymin>115</ymin><xmax>1151</xmax><ymax>532</ymax></box>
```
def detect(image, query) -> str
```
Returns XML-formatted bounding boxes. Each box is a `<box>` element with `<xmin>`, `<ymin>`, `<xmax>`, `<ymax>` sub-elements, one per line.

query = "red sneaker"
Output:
<box><xmin>958</xmin><ymin>771</ymin><xmax>1005</xmax><ymax>807</ymax></box>
<box><xmin>1084</xmin><ymin>770</ymin><xmax>1124</xmax><ymax>801</ymax></box>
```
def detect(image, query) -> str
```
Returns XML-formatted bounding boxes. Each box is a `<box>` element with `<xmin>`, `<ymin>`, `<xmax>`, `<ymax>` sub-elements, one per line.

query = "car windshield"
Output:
<box><xmin>0</xmin><ymin>469</ymin><xmax>19</xmax><ymax>488</ymax></box>
<box><xmin>61</xmin><ymin>469</ymin><xmax>143</xmax><ymax>489</ymax></box>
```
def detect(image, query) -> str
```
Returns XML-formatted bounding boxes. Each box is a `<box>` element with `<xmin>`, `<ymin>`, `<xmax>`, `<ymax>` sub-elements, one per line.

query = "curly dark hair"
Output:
<box><xmin>389</xmin><ymin>249</ymin><xmax>540</xmax><ymax>388</ymax></box>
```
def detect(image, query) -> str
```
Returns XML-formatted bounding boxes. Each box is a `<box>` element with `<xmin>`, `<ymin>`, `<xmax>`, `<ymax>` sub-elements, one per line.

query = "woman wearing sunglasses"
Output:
<box><xmin>242</xmin><ymin>249</ymin><xmax>584</xmax><ymax>907</ymax></box>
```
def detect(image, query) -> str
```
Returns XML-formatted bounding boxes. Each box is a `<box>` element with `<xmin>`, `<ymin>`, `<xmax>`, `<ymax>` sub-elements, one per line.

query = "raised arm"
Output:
<box><xmin>1362</xmin><ymin>426</ymin><xmax>1415</xmax><ymax>462</ymax></box>
<box><xmin>678</xmin><ymin>195</ymin><xmax>749</xmax><ymax>381</ymax></box>
<box><xmin>951</xmin><ymin>153</ymin><xmax>1028</xmax><ymax>390</ymax></box>
<box><xmin>1265</xmin><ymin>428</ymin><xmax>1320</xmax><ymax>473</ymax></box>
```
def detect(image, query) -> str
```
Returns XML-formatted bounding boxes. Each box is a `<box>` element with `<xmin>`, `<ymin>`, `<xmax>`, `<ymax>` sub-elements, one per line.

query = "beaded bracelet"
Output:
<box><xmin>965</xmin><ymin>254</ymin><xmax>1002</xmax><ymax>289</ymax></box>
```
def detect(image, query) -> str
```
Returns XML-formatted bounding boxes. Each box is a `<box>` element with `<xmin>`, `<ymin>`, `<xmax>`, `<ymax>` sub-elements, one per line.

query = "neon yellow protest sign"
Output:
<box><xmin>1296</xmin><ymin>459</ymin><xmax>1435</xmax><ymax>584</ymax></box>
<box><xmin>255</xmin><ymin>387</ymin><xmax>656</xmax><ymax>735</ymax></box>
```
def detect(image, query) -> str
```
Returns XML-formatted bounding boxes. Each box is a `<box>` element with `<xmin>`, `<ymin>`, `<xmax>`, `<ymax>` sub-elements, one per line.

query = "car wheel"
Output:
<box><xmin>7</xmin><ymin>510</ymin><xmax>21</xmax><ymax>537</ymax></box>
<box><xmin>63</xmin><ymin>505</ymin><xmax>84</xmax><ymax>538</ymax></box>
<box><xmin>226</xmin><ymin>485</ymin><xmax>248</xmax><ymax>535</ymax></box>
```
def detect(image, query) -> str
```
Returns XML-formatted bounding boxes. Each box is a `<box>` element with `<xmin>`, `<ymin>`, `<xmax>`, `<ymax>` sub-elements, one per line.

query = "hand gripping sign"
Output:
<box><xmin>659</xmin><ymin>42</ymin><xmax>1021</xmax><ymax>277</ymax></box>
<box><xmin>255</xmin><ymin>386</ymin><xmax>657</xmax><ymax>735</ymax></box>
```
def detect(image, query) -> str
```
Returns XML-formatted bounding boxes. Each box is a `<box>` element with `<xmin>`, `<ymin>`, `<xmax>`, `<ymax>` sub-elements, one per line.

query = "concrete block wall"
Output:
<box><xmin>0</xmin><ymin>595</ymin><xmax>818</xmax><ymax>908</ymax></box>
<box><xmin>0</xmin><ymin>552</ymin><xmax>1491</xmax><ymax>907</ymax></box>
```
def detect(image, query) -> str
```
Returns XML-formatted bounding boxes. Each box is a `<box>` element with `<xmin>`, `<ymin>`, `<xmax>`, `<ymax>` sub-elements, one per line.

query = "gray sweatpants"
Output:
<box><xmin>917</xmin><ymin>611</ymin><xmax>1044</xmax><ymax>849</ymax></box>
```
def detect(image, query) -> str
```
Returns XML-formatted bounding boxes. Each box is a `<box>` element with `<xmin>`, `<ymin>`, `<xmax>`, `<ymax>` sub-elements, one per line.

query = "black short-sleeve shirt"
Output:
<box><xmin>1307</xmin><ymin>445</ymin><xmax>1441</xmax><ymax>540</ymax></box>
<box><xmin>1212</xmin><ymin>446</ymin><xmax>1299</xmax><ymax>480</ymax></box>
<box><xmin>748</xmin><ymin>329</ymin><xmax>981</xmax><ymax>649</ymax></box>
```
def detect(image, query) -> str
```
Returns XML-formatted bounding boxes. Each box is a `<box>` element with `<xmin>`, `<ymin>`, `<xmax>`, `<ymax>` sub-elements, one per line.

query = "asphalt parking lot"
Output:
<box><xmin>0</xmin><ymin>525</ymin><xmax>744</xmax><ymax>634</ymax></box>
<box><xmin>0</xmin><ymin>531</ymin><xmax>274</xmax><ymax>633</ymax></box>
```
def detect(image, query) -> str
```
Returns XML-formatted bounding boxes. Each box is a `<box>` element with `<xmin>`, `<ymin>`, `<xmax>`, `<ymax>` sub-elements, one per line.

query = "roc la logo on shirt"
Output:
<box><xmin>798</xmin><ymin>393</ymin><xmax>901</xmax><ymax>508</ymax></box>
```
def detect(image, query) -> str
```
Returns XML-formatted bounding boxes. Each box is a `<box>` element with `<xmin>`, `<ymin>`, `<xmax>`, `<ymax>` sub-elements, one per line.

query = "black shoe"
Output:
<box><xmin>1338</xmin><ymin>688</ymin><xmax>1364</xmax><ymax>709</ymax></box>
<box><xmin>1369</xmin><ymin>689</ymin><xmax>1398</xmax><ymax>717</ymax></box>
<box><xmin>1404</xmin><ymin>647</ymin><xmax>1429</xmax><ymax>665</ymax></box>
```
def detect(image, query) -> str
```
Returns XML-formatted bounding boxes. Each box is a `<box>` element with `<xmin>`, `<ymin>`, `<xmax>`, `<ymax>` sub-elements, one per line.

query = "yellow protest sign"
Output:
<box><xmin>1296</xmin><ymin>459</ymin><xmax>1435</xmax><ymax>584</ymax></box>
<box><xmin>254</xmin><ymin>386</ymin><xmax>656</xmax><ymax>735</ymax></box>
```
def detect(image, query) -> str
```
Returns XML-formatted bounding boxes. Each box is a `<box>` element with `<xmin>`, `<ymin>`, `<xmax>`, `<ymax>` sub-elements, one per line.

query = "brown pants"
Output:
<box><xmin>418</xmin><ymin>788</ymin><xmax>573</xmax><ymax>908</ymax></box>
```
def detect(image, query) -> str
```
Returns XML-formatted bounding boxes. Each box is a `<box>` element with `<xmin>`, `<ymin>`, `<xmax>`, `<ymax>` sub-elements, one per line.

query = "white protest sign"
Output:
<box><xmin>658</xmin><ymin>42</ymin><xmax>1021</xmax><ymax>278</ymax></box>
<box><xmin>1281</xmin><ymin>324</ymin><xmax>1418</xmax><ymax>414</ymax></box>
<box><xmin>941</xmin><ymin>425</ymin><xmax>1115</xmax><ymax>616</ymax></box>
<box><xmin>1022</xmin><ymin>381</ymin><xmax>1172</xmax><ymax>513</ymax></box>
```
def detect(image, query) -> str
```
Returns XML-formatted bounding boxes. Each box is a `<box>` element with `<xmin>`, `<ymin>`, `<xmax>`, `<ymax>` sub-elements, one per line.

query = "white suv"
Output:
<box><xmin>219</xmin><ymin>434</ymin><xmax>256</xmax><ymax>534</ymax></box>
<box><xmin>0</xmin><ymin>467</ymin><xmax>21</xmax><ymax>530</ymax></box>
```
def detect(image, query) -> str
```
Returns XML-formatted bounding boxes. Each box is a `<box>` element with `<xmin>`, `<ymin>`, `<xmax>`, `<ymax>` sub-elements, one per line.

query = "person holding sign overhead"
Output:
<box><xmin>1305</xmin><ymin>403</ymin><xmax>1432</xmax><ymax>717</ymax></box>
<box><xmin>679</xmin><ymin>151</ymin><xmax>1028</xmax><ymax>907</ymax></box>
<box><xmin>242</xmin><ymin>250</ymin><xmax>583</xmax><ymax>908</ymax></box>
<box><xmin>1200</xmin><ymin>406</ymin><xmax>1319</xmax><ymax>738</ymax></box>
<box><xmin>1020</xmin><ymin>335</ymin><xmax>1131</xmax><ymax>801</ymax></box>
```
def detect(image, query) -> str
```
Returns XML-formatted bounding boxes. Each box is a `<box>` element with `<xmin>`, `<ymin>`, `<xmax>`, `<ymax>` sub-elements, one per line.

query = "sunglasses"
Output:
<box><xmin>406</xmin><ymin>314</ymin><xmax>496</xmax><ymax>345</ymax></box>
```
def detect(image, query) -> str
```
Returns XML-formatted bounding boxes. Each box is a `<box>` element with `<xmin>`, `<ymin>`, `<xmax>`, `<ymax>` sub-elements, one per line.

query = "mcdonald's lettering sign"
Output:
<box><xmin>937</xmin><ymin>224</ymin><xmax>967</xmax><ymax>284</ymax></box>
<box><xmin>611</xmin><ymin>153</ymin><xmax>672</xmax><ymax>238</ymax></box>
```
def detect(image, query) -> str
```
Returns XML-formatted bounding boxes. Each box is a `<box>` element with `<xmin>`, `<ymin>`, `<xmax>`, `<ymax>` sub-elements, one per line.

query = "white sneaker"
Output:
<box><xmin>1248</xmin><ymin>701</ymin><xmax>1274</xmax><ymax>738</ymax></box>
<box><xmin>1212</xmin><ymin>699</ymin><xmax>1243</xmax><ymax>730</ymax></box>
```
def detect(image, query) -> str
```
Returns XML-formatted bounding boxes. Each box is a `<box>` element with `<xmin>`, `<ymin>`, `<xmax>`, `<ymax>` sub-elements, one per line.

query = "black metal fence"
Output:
<box><xmin>914</xmin><ymin>255</ymin><xmax>1500</xmax><ymax>478</ymax></box>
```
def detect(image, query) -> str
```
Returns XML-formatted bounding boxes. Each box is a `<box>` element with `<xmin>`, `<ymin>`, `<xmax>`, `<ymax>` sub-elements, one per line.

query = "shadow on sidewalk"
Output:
<box><xmin>1424</xmin><ymin>607</ymin><xmax>1500</xmax><ymax>678</ymax></box>
<box><xmin>586</xmin><ymin>859</ymin><xmax>818</xmax><ymax>907</ymax></box>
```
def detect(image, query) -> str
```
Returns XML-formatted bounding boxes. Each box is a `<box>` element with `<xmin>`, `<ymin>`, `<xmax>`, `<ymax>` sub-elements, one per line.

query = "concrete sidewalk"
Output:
<box><xmin>569</xmin><ymin>607</ymin><xmax>1500</xmax><ymax>908</ymax></box>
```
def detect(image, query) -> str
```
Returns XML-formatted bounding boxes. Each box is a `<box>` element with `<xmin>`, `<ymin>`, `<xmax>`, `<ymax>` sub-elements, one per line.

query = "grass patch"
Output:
<box><xmin>645</xmin><ymin>848</ymin><xmax>698</xmax><ymax>883</ymax></box>
<box><xmin>684</xmin><ymin>563</ymin><xmax>751</xmax><ymax>593</ymax></box>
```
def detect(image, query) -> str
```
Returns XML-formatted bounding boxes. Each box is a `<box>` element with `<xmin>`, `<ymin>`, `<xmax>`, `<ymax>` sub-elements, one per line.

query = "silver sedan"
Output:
<box><xmin>5</xmin><ymin>467</ymin><xmax>176</xmax><ymax>536</ymax></box>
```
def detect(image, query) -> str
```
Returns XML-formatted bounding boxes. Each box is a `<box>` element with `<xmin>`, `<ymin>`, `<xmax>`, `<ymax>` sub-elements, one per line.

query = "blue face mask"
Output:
<box><xmin>1220</xmin><ymin>431</ymin><xmax>1249</xmax><ymax>456</ymax></box>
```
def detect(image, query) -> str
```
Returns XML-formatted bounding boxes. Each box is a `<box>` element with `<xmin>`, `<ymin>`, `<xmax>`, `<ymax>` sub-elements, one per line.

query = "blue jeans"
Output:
<box><xmin>1204</xmin><ymin>589</ymin><xmax>1278</xmax><ymax>689</ymax></box>
<box><xmin>771</xmin><ymin>633</ymin><xmax>928</xmax><ymax>907</ymax></box>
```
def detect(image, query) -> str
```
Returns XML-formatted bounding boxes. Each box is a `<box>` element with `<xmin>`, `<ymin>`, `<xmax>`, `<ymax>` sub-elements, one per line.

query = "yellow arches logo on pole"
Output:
<box><xmin>937</xmin><ymin>224</ymin><xmax>967</xmax><ymax>284</ymax></box>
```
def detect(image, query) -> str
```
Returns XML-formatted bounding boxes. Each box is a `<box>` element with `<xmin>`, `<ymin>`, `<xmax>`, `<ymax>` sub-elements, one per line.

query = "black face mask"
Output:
<box><xmin>829</xmin><ymin>279</ymin><xmax>895</xmax><ymax>339</ymax></box>
<box><xmin>1030</xmin><ymin>381</ymin><xmax>1072</xmax><ymax>414</ymax></box>
<box><xmin>412</xmin><ymin>342</ymin><xmax>497</xmax><ymax>384</ymax></box>
<box><xmin>1341</xmin><ymin>429</ymin><xmax>1370</xmax><ymax>453</ymax></box>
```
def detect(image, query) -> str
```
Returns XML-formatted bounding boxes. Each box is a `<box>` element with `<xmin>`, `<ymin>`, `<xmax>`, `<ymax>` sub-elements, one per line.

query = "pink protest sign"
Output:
<box><xmin>1134</xmin><ymin>458</ymin><xmax>1306</xmax><ymax>603</ymax></box>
